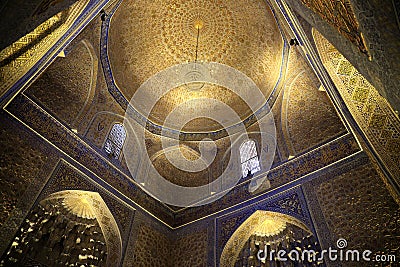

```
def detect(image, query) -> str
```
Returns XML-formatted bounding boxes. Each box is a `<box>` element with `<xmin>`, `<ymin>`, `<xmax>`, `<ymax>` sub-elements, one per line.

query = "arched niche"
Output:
<box><xmin>84</xmin><ymin>111</ymin><xmax>125</xmax><ymax>149</ymax></box>
<box><xmin>280</xmin><ymin>48</ymin><xmax>346</xmax><ymax>157</ymax></box>
<box><xmin>147</xmin><ymin>144</ymin><xmax>212</xmax><ymax>187</ymax></box>
<box><xmin>313</xmin><ymin>28</ymin><xmax>400</xmax><ymax>198</ymax></box>
<box><xmin>220</xmin><ymin>210</ymin><xmax>321</xmax><ymax>267</ymax></box>
<box><xmin>25</xmin><ymin>39</ymin><xmax>98</xmax><ymax>129</ymax></box>
<box><xmin>1</xmin><ymin>190</ymin><xmax>122</xmax><ymax>267</ymax></box>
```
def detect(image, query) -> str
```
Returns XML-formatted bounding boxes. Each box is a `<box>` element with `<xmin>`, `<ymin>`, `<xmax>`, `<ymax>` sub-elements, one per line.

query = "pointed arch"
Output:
<box><xmin>43</xmin><ymin>190</ymin><xmax>123</xmax><ymax>266</ymax></box>
<box><xmin>147</xmin><ymin>144</ymin><xmax>212</xmax><ymax>187</ymax></box>
<box><xmin>220</xmin><ymin>210</ymin><xmax>311</xmax><ymax>267</ymax></box>
<box><xmin>70</xmin><ymin>39</ymin><xmax>98</xmax><ymax>128</ymax></box>
<box><xmin>25</xmin><ymin>39</ymin><xmax>98</xmax><ymax>129</ymax></box>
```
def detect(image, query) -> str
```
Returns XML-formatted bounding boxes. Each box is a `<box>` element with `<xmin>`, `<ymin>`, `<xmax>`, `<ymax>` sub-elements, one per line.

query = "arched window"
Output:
<box><xmin>104</xmin><ymin>123</ymin><xmax>126</xmax><ymax>159</ymax></box>
<box><xmin>240</xmin><ymin>140</ymin><xmax>261</xmax><ymax>177</ymax></box>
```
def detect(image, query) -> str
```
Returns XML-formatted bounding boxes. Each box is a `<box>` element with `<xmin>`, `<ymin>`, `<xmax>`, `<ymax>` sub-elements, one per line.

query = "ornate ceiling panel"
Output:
<box><xmin>144</xmin><ymin>130</ymin><xmax>233</xmax><ymax>187</ymax></box>
<box><xmin>313</xmin><ymin>29</ymin><xmax>400</xmax><ymax>190</ymax></box>
<box><xmin>149</xmin><ymin>84</ymin><xmax>252</xmax><ymax>132</ymax></box>
<box><xmin>299</xmin><ymin>0</ymin><xmax>369</xmax><ymax>56</ymax></box>
<box><xmin>108</xmin><ymin>0</ymin><xmax>283</xmax><ymax>133</ymax></box>
<box><xmin>26</xmin><ymin>41</ymin><xmax>95</xmax><ymax>127</ymax></box>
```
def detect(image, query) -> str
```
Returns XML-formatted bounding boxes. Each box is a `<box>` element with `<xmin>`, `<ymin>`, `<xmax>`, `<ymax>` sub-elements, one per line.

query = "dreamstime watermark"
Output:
<box><xmin>123</xmin><ymin>62</ymin><xmax>277</xmax><ymax>207</ymax></box>
<box><xmin>257</xmin><ymin>238</ymin><xmax>397</xmax><ymax>263</ymax></box>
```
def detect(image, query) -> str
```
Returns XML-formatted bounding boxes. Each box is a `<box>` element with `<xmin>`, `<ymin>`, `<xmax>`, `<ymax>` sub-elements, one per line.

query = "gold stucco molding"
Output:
<box><xmin>43</xmin><ymin>190</ymin><xmax>123</xmax><ymax>266</ymax></box>
<box><xmin>220</xmin><ymin>210</ymin><xmax>310</xmax><ymax>267</ymax></box>
<box><xmin>0</xmin><ymin>0</ymin><xmax>90</xmax><ymax>99</ymax></box>
<box><xmin>313</xmin><ymin>29</ymin><xmax>400</xmax><ymax>204</ymax></box>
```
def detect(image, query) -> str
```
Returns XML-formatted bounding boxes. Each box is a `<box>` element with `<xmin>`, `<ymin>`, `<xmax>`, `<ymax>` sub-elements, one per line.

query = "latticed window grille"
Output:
<box><xmin>104</xmin><ymin>123</ymin><xmax>126</xmax><ymax>159</ymax></box>
<box><xmin>240</xmin><ymin>140</ymin><xmax>261</xmax><ymax>177</ymax></box>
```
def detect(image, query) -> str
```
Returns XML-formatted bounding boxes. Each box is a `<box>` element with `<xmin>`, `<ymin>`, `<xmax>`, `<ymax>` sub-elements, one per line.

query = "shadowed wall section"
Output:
<box><xmin>313</xmin><ymin>28</ymin><xmax>400</xmax><ymax>194</ymax></box>
<box><xmin>303</xmin><ymin>158</ymin><xmax>400</xmax><ymax>267</ymax></box>
<box><xmin>0</xmin><ymin>115</ymin><xmax>49</xmax><ymax>228</ymax></box>
<box><xmin>0</xmin><ymin>0</ymin><xmax>79</xmax><ymax>50</ymax></box>
<box><xmin>285</xmin><ymin>0</ymin><xmax>400</xmax><ymax>114</ymax></box>
<box><xmin>124</xmin><ymin>217</ymin><xmax>209</xmax><ymax>267</ymax></box>
<box><xmin>282</xmin><ymin>48</ymin><xmax>346</xmax><ymax>155</ymax></box>
<box><xmin>26</xmin><ymin>40</ymin><xmax>97</xmax><ymax>128</ymax></box>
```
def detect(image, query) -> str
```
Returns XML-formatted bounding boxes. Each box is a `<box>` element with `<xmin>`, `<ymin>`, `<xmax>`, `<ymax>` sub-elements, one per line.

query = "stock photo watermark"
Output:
<box><xmin>257</xmin><ymin>238</ymin><xmax>397</xmax><ymax>264</ymax></box>
<box><xmin>123</xmin><ymin>61</ymin><xmax>277</xmax><ymax>207</ymax></box>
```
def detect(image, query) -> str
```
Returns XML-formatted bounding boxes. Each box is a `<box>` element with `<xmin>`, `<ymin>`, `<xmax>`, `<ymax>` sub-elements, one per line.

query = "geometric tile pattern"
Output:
<box><xmin>0</xmin><ymin>0</ymin><xmax>88</xmax><ymax>96</ymax></box>
<box><xmin>299</xmin><ymin>0</ymin><xmax>370</xmax><ymax>56</ymax></box>
<box><xmin>313</xmin><ymin>29</ymin><xmax>400</xmax><ymax>187</ymax></box>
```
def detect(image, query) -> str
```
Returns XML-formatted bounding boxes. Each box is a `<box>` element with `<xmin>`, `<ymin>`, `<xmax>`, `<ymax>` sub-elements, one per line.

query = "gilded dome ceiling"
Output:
<box><xmin>108</xmin><ymin>0</ymin><xmax>284</xmax><ymax>133</ymax></box>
